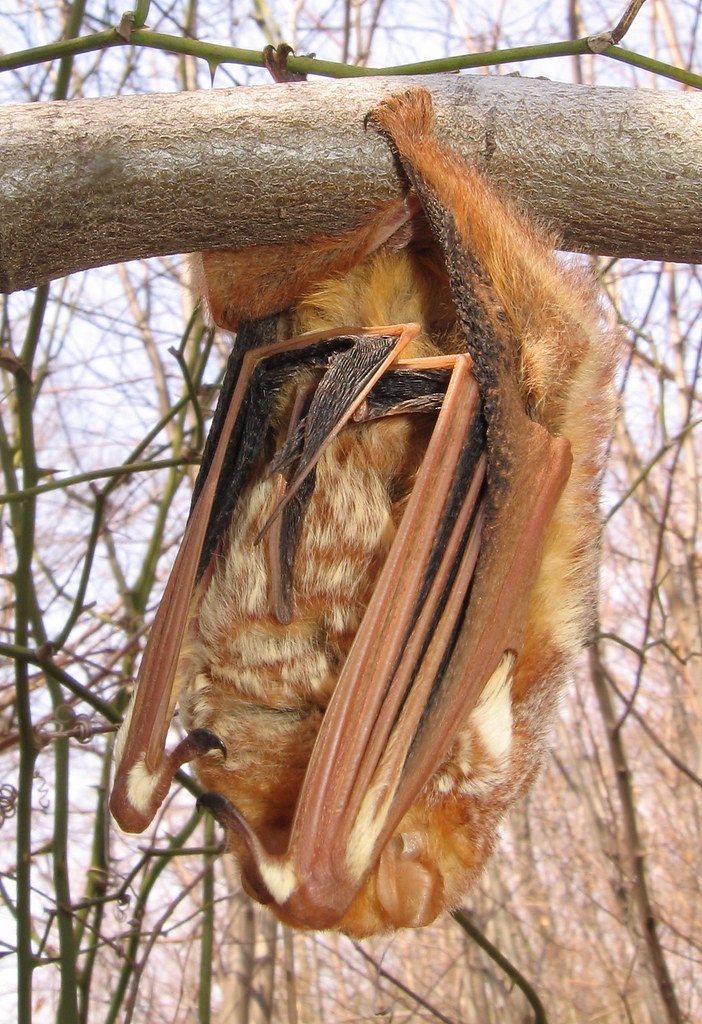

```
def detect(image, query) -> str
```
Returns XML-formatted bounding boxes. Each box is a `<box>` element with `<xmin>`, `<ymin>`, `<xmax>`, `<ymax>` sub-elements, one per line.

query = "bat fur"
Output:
<box><xmin>113</xmin><ymin>89</ymin><xmax>621</xmax><ymax>937</ymax></box>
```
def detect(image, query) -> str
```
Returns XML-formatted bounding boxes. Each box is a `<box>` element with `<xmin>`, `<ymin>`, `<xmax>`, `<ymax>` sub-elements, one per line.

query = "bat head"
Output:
<box><xmin>196</xmin><ymin>766</ymin><xmax>494</xmax><ymax>937</ymax></box>
<box><xmin>189</xmin><ymin>649</ymin><xmax>523</xmax><ymax>938</ymax></box>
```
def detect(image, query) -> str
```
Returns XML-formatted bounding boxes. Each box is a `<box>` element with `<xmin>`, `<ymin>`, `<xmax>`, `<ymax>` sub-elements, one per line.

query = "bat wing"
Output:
<box><xmin>112</xmin><ymin>88</ymin><xmax>580</xmax><ymax>935</ymax></box>
<box><xmin>197</xmin><ymin>347</ymin><xmax>570</xmax><ymax>930</ymax></box>
<box><xmin>192</xmin><ymin>93</ymin><xmax>574</xmax><ymax>932</ymax></box>
<box><xmin>111</xmin><ymin>313</ymin><xmax>568</xmax><ymax>928</ymax></box>
<box><xmin>110</xmin><ymin>320</ymin><xmax>421</xmax><ymax>832</ymax></box>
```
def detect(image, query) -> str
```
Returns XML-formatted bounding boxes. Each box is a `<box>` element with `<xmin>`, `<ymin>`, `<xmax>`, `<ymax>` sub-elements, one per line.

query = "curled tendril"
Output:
<box><xmin>0</xmin><ymin>784</ymin><xmax>18</xmax><ymax>826</ymax></box>
<box><xmin>114</xmin><ymin>890</ymin><xmax>132</xmax><ymax>920</ymax></box>
<box><xmin>34</xmin><ymin>771</ymin><xmax>50</xmax><ymax>811</ymax></box>
<box><xmin>72</xmin><ymin>715</ymin><xmax>94</xmax><ymax>743</ymax></box>
<box><xmin>37</xmin><ymin>708</ymin><xmax>97</xmax><ymax>744</ymax></box>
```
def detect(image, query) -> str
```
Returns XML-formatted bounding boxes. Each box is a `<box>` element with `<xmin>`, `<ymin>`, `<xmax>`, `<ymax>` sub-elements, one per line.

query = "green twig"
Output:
<box><xmin>51</xmin><ymin>0</ymin><xmax>87</xmax><ymax>100</ymax></box>
<box><xmin>133</xmin><ymin>0</ymin><xmax>151</xmax><ymax>30</ymax></box>
<box><xmin>0</xmin><ymin>642</ymin><xmax>122</xmax><ymax>723</ymax></box>
<box><xmin>14</xmin><ymin>283</ymin><xmax>49</xmax><ymax>1024</ymax></box>
<box><xmin>104</xmin><ymin>810</ymin><xmax>203</xmax><ymax>1024</ymax></box>
<box><xmin>76</xmin><ymin>750</ymin><xmax>112</xmax><ymax>1024</ymax></box>
<box><xmin>130</xmin><ymin>463</ymin><xmax>186</xmax><ymax>613</ymax></box>
<box><xmin>51</xmin><ymin>489</ymin><xmax>106</xmax><ymax>652</ymax></box>
<box><xmin>0</xmin><ymin>456</ymin><xmax>199</xmax><ymax>504</ymax></box>
<box><xmin>1</xmin><ymin>31</ymin><xmax>699</xmax><ymax>89</ymax></box>
<box><xmin>130</xmin><ymin>319</ymin><xmax>215</xmax><ymax>610</ymax></box>
<box><xmin>0</xmin><ymin>29</ymin><xmax>120</xmax><ymax>73</ymax></box>
<box><xmin>452</xmin><ymin>909</ymin><xmax>549</xmax><ymax>1024</ymax></box>
<box><xmin>251</xmin><ymin>0</ymin><xmax>282</xmax><ymax>48</ymax></box>
<box><xmin>198</xmin><ymin>815</ymin><xmax>216</xmax><ymax>1024</ymax></box>
<box><xmin>50</xmin><ymin>705</ymin><xmax>79</xmax><ymax>1021</ymax></box>
<box><xmin>168</xmin><ymin>310</ymin><xmax>210</xmax><ymax>456</ymax></box>
<box><xmin>604</xmin><ymin>43</ymin><xmax>701</xmax><ymax>87</ymax></box>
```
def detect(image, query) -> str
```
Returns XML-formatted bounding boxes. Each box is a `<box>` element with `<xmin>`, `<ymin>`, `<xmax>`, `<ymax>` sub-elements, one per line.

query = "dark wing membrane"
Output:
<box><xmin>111</xmin><ymin>321</ymin><xmax>422</xmax><ymax>833</ymax></box>
<box><xmin>267</xmin><ymin>354</ymin><xmax>451</xmax><ymax>625</ymax></box>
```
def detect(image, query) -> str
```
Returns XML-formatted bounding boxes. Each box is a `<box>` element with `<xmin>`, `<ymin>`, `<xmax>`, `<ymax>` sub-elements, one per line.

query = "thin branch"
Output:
<box><xmin>1</xmin><ymin>26</ymin><xmax>700</xmax><ymax>89</ymax></box>
<box><xmin>589</xmin><ymin>644</ymin><xmax>683</xmax><ymax>1024</ymax></box>
<box><xmin>351</xmin><ymin>941</ymin><xmax>458</xmax><ymax>1024</ymax></box>
<box><xmin>0</xmin><ymin>457</ymin><xmax>199</xmax><ymax>504</ymax></box>
<box><xmin>452</xmin><ymin>909</ymin><xmax>549</xmax><ymax>1024</ymax></box>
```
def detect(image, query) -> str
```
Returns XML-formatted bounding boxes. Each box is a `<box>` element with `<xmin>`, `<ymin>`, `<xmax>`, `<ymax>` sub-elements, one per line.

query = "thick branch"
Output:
<box><xmin>1</xmin><ymin>74</ymin><xmax>700</xmax><ymax>292</ymax></box>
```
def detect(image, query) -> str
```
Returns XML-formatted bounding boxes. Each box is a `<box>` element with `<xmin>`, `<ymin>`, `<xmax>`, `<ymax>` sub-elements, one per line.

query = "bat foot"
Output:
<box><xmin>366</xmin><ymin>87</ymin><xmax>435</xmax><ymax>150</ymax></box>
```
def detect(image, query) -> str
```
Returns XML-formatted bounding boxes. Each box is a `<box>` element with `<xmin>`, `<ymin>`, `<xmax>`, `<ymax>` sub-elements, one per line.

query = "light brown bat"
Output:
<box><xmin>110</xmin><ymin>88</ymin><xmax>620</xmax><ymax>937</ymax></box>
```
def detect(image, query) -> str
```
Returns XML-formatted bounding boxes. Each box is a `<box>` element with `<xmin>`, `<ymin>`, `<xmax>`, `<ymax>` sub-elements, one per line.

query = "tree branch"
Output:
<box><xmin>1</xmin><ymin>73</ymin><xmax>700</xmax><ymax>292</ymax></box>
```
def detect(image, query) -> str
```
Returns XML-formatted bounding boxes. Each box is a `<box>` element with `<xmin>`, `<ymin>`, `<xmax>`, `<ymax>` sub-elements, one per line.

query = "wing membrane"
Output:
<box><xmin>111</xmin><ymin>323</ymin><xmax>421</xmax><ymax>833</ymax></box>
<box><xmin>230</xmin><ymin>352</ymin><xmax>570</xmax><ymax>928</ymax></box>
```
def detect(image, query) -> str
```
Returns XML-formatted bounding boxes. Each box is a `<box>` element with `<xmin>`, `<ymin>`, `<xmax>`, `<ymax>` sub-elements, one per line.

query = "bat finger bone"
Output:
<box><xmin>254</xmin><ymin>324</ymin><xmax>421</xmax><ymax>539</ymax></box>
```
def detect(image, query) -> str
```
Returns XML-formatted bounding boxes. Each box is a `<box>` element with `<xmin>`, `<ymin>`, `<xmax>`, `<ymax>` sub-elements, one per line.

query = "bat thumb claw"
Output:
<box><xmin>184</xmin><ymin>728</ymin><xmax>227</xmax><ymax>759</ymax></box>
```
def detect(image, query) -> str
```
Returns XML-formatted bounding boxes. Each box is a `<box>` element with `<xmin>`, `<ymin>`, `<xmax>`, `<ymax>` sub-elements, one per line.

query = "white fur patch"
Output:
<box><xmin>458</xmin><ymin>763</ymin><xmax>511</xmax><ymax>798</ymax></box>
<box><xmin>433</xmin><ymin>773</ymin><xmax>456</xmax><ymax>795</ymax></box>
<box><xmin>470</xmin><ymin>652</ymin><xmax>514</xmax><ymax>763</ymax></box>
<box><xmin>257</xmin><ymin>857</ymin><xmax>298</xmax><ymax>905</ymax></box>
<box><xmin>125</xmin><ymin>758</ymin><xmax>161</xmax><ymax>816</ymax></box>
<box><xmin>113</xmin><ymin>698</ymin><xmax>134</xmax><ymax>769</ymax></box>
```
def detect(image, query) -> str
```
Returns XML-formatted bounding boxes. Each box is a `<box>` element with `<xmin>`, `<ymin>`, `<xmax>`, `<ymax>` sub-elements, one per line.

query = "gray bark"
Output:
<box><xmin>1</xmin><ymin>73</ymin><xmax>700</xmax><ymax>293</ymax></box>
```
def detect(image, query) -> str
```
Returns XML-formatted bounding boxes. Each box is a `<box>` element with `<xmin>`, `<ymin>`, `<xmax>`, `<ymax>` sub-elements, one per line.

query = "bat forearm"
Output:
<box><xmin>369</xmin><ymin>90</ymin><xmax>613</xmax><ymax>430</ymax></box>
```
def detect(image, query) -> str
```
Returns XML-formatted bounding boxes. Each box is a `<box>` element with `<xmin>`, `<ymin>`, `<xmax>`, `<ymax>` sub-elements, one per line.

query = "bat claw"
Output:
<box><xmin>262</xmin><ymin>43</ymin><xmax>308</xmax><ymax>82</ymax></box>
<box><xmin>196</xmin><ymin>789</ymin><xmax>234</xmax><ymax>824</ymax></box>
<box><xmin>185</xmin><ymin>728</ymin><xmax>227</xmax><ymax>759</ymax></box>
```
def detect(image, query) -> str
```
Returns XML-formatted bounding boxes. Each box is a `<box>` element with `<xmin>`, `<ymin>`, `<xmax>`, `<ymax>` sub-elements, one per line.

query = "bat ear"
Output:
<box><xmin>375</xmin><ymin>835</ymin><xmax>444</xmax><ymax>929</ymax></box>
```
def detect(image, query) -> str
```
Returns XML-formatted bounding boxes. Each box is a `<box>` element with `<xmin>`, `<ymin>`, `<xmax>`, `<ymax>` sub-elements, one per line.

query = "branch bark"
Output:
<box><xmin>1</xmin><ymin>73</ymin><xmax>700</xmax><ymax>292</ymax></box>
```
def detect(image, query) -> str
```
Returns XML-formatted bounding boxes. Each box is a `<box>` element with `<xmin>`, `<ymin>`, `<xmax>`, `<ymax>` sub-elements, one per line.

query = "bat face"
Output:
<box><xmin>111</xmin><ymin>89</ymin><xmax>620</xmax><ymax>937</ymax></box>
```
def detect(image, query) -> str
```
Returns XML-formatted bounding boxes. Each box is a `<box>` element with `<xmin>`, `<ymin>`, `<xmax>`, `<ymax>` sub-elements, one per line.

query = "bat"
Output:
<box><xmin>110</xmin><ymin>88</ymin><xmax>620</xmax><ymax>937</ymax></box>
